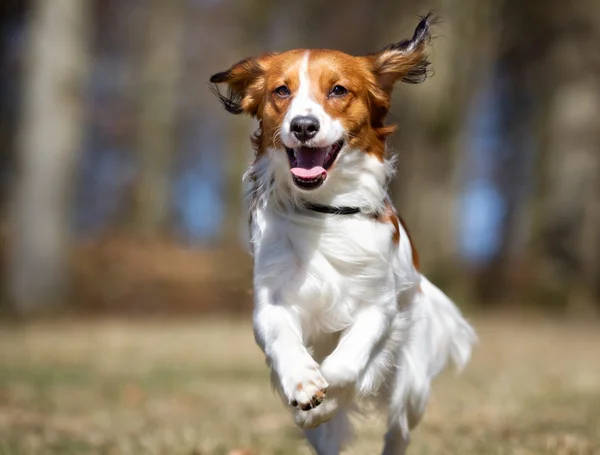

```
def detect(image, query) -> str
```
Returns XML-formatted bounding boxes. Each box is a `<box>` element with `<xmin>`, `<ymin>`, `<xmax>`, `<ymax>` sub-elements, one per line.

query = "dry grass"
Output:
<box><xmin>0</xmin><ymin>317</ymin><xmax>599</xmax><ymax>454</ymax></box>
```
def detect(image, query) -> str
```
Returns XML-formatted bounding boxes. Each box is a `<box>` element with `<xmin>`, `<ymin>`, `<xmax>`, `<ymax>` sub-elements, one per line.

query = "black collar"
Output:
<box><xmin>304</xmin><ymin>202</ymin><xmax>361</xmax><ymax>215</ymax></box>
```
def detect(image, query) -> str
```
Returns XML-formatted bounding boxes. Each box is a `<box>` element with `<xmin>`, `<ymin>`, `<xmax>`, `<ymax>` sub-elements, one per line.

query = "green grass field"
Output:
<box><xmin>0</xmin><ymin>317</ymin><xmax>599</xmax><ymax>454</ymax></box>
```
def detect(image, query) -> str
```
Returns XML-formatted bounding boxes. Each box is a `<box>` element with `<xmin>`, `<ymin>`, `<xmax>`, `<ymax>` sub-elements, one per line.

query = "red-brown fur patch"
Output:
<box><xmin>306</xmin><ymin>51</ymin><xmax>391</xmax><ymax>161</ymax></box>
<box><xmin>399</xmin><ymin>213</ymin><xmax>420</xmax><ymax>270</ymax></box>
<box><xmin>376</xmin><ymin>199</ymin><xmax>420</xmax><ymax>270</ymax></box>
<box><xmin>377</xmin><ymin>199</ymin><xmax>401</xmax><ymax>245</ymax></box>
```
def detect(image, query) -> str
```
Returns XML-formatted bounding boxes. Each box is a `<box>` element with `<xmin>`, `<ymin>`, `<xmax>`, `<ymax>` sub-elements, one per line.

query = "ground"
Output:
<box><xmin>0</xmin><ymin>317</ymin><xmax>599</xmax><ymax>455</ymax></box>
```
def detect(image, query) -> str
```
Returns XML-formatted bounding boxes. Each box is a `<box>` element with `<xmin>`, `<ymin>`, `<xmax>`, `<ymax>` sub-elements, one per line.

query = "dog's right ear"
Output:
<box><xmin>210</xmin><ymin>54</ymin><xmax>273</xmax><ymax>117</ymax></box>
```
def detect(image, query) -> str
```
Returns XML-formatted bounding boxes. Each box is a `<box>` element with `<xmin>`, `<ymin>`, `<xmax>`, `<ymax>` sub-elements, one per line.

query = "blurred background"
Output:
<box><xmin>0</xmin><ymin>1</ymin><xmax>599</xmax><ymax>454</ymax></box>
<box><xmin>1</xmin><ymin>0</ymin><xmax>599</xmax><ymax>317</ymax></box>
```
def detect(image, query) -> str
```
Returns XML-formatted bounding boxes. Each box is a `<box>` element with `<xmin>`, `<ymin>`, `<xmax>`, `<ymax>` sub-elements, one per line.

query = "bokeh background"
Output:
<box><xmin>0</xmin><ymin>1</ymin><xmax>599</xmax><ymax>454</ymax></box>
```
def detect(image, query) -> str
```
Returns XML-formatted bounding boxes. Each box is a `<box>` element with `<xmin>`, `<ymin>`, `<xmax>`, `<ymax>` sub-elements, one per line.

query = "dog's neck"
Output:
<box><xmin>245</xmin><ymin>147</ymin><xmax>394</xmax><ymax>218</ymax></box>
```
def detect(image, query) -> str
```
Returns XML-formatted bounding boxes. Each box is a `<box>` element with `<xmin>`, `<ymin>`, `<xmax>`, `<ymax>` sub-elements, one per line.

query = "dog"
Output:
<box><xmin>210</xmin><ymin>14</ymin><xmax>476</xmax><ymax>455</ymax></box>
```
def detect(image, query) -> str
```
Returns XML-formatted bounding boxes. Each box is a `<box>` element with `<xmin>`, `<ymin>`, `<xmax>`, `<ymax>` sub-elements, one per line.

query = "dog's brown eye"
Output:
<box><xmin>274</xmin><ymin>85</ymin><xmax>291</xmax><ymax>98</ymax></box>
<box><xmin>330</xmin><ymin>85</ymin><xmax>348</xmax><ymax>97</ymax></box>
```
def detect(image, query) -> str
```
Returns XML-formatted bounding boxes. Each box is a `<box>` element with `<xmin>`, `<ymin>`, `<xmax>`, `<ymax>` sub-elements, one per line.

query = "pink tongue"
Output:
<box><xmin>290</xmin><ymin>147</ymin><xmax>327</xmax><ymax>179</ymax></box>
<box><xmin>291</xmin><ymin>166</ymin><xmax>326</xmax><ymax>178</ymax></box>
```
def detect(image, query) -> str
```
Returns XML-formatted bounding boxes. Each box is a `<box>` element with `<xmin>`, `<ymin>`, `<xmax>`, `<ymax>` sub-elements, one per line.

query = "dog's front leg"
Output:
<box><xmin>253</xmin><ymin>291</ymin><xmax>328</xmax><ymax>412</ymax></box>
<box><xmin>296</xmin><ymin>306</ymin><xmax>391</xmax><ymax>429</ymax></box>
<box><xmin>321</xmin><ymin>306</ymin><xmax>390</xmax><ymax>390</ymax></box>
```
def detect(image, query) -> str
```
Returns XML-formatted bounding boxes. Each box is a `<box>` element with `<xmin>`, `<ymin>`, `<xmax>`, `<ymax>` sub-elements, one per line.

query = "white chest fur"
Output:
<box><xmin>253</xmin><ymin>208</ymin><xmax>405</xmax><ymax>339</ymax></box>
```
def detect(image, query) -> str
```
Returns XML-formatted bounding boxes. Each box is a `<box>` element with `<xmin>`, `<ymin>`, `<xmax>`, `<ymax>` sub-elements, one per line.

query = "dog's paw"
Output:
<box><xmin>283</xmin><ymin>364</ymin><xmax>329</xmax><ymax>411</ymax></box>
<box><xmin>293</xmin><ymin>393</ymin><xmax>339</xmax><ymax>429</ymax></box>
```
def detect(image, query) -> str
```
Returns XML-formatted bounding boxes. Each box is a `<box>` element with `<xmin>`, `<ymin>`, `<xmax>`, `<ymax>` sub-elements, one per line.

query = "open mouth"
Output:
<box><xmin>286</xmin><ymin>140</ymin><xmax>344</xmax><ymax>190</ymax></box>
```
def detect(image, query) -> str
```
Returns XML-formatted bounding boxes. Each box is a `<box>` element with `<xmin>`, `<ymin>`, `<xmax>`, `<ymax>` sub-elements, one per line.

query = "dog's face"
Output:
<box><xmin>211</xmin><ymin>15</ymin><xmax>433</xmax><ymax>192</ymax></box>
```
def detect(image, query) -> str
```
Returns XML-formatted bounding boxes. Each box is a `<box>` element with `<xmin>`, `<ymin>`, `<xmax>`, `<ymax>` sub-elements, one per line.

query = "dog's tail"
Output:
<box><xmin>413</xmin><ymin>275</ymin><xmax>476</xmax><ymax>377</ymax></box>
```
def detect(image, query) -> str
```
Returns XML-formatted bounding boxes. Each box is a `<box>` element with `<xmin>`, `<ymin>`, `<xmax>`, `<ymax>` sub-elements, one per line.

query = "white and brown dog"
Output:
<box><xmin>210</xmin><ymin>14</ymin><xmax>476</xmax><ymax>455</ymax></box>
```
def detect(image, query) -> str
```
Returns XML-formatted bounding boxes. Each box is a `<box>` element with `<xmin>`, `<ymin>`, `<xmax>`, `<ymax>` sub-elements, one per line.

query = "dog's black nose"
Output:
<box><xmin>290</xmin><ymin>116</ymin><xmax>320</xmax><ymax>142</ymax></box>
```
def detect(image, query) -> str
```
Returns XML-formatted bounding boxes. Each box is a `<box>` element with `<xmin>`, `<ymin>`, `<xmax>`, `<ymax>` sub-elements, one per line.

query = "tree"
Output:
<box><xmin>532</xmin><ymin>0</ymin><xmax>600</xmax><ymax>313</ymax></box>
<box><xmin>6</xmin><ymin>0</ymin><xmax>91</xmax><ymax>313</ymax></box>
<box><xmin>133</xmin><ymin>0</ymin><xmax>186</xmax><ymax>239</ymax></box>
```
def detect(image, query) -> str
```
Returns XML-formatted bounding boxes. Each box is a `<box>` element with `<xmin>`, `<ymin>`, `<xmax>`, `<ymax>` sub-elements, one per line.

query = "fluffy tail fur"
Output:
<box><xmin>388</xmin><ymin>275</ymin><xmax>476</xmax><ymax>433</ymax></box>
<box><xmin>415</xmin><ymin>275</ymin><xmax>476</xmax><ymax>376</ymax></box>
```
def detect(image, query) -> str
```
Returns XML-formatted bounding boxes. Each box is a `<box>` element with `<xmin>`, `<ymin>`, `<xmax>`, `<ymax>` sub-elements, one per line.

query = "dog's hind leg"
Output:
<box><xmin>381</xmin><ymin>413</ymin><xmax>410</xmax><ymax>455</ymax></box>
<box><xmin>382</xmin><ymin>432</ymin><xmax>410</xmax><ymax>455</ymax></box>
<box><xmin>381</xmin><ymin>352</ymin><xmax>429</xmax><ymax>455</ymax></box>
<box><xmin>381</xmin><ymin>382</ymin><xmax>430</xmax><ymax>455</ymax></box>
<box><xmin>303</xmin><ymin>408</ymin><xmax>352</xmax><ymax>455</ymax></box>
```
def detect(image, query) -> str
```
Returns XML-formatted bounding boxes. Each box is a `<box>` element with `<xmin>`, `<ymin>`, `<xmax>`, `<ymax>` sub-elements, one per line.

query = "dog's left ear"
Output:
<box><xmin>210</xmin><ymin>54</ymin><xmax>273</xmax><ymax>116</ymax></box>
<box><xmin>368</xmin><ymin>13</ymin><xmax>436</xmax><ymax>94</ymax></box>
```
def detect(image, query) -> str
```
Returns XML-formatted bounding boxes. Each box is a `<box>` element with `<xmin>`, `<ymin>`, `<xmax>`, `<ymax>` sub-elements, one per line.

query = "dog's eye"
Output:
<box><xmin>330</xmin><ymin>85</ymin><xmax>348</xmax><ymax>97</ymax></box>
<box><xmin>274</xmin><ymin>85</ymin><xmax>291</xmax><ymax>98</ymax></box>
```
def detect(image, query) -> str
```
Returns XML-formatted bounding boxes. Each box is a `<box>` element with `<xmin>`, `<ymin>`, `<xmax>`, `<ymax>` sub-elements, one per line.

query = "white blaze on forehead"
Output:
<box><xmin>281</xmin><ymin>52</ymin><xmax>345</xmax><ymax>148</ymax></box>
<box><xmin>286</xmin><ymin>52</ymin><xmax>319</xmax><ymax>118</ymax></box>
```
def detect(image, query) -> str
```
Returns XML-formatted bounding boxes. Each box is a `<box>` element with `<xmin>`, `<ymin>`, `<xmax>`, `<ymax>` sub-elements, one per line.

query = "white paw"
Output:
<box><xmin>294</xmin><ymin>392</ymin><xmax>342</xmax><ymax>429</ymax></box>
<box><xmin>282</xmin><ymin>363</ymin><xmax>329</xmax><ymax>411</ymax></box>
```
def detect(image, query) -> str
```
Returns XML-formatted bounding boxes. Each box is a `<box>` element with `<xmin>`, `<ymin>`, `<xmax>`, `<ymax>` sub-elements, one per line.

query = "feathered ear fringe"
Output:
<box><xmin>363</xmin><ymin>13</ymin><xmax>438</xmax><ymax>145</ymax></box>
<box><xmin>209</xmin><ymin>55</ymin><xmax>272</xmax><ymax>116</ymax></box>
<box><xmin>370</xmin><ymin>12</ymin><xmax>439</xmax><ymax>86</ymax></box>
<box><xmin>209</xmin><ymin>83</ymin><xmax>244</xmax><ymax>114</ymax></box>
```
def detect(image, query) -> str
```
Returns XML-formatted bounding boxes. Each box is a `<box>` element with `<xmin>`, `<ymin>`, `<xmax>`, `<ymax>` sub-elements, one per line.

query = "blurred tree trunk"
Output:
<box><xmin>6</xmin><ymin>0</ymin><xmax>90</xmax><ymax>312</ymax></box>
<box><xmin>532</xmin><ymin>0</ymin><xmax>600</xmax><ymax>314</ymax></box>
<box><xmin>539</xmin><ymin>80</ymin><xmax>600</xmax><ymax>313</ymax></box>
<box><xmin>469</xmin><ymin>0</ymin><xmax>542</xmax><ymax>305</ymax></box>
<box><xmin>0</xmin><ymin>1</ymin><xmax>27</xmax><ymax>211</ymax></box>
<box><xmin>133</xmin><ymin>0</ymin><xmax>185</xmax><ymax>239</ymax></box>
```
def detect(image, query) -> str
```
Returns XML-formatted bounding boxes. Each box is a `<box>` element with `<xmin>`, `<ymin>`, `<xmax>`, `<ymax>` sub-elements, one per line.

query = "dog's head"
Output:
<box><xmin>211</xmin><ymin>14</ymin><xmax>434</xmax><ymax>203</ymax></box>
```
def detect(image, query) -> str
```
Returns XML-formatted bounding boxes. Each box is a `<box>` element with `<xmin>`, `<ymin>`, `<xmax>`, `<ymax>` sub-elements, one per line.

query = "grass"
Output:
<box><xmin>0</xmin><ymin>317</ymin><xmax>599</xmax><ymax>454</ymax></box>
